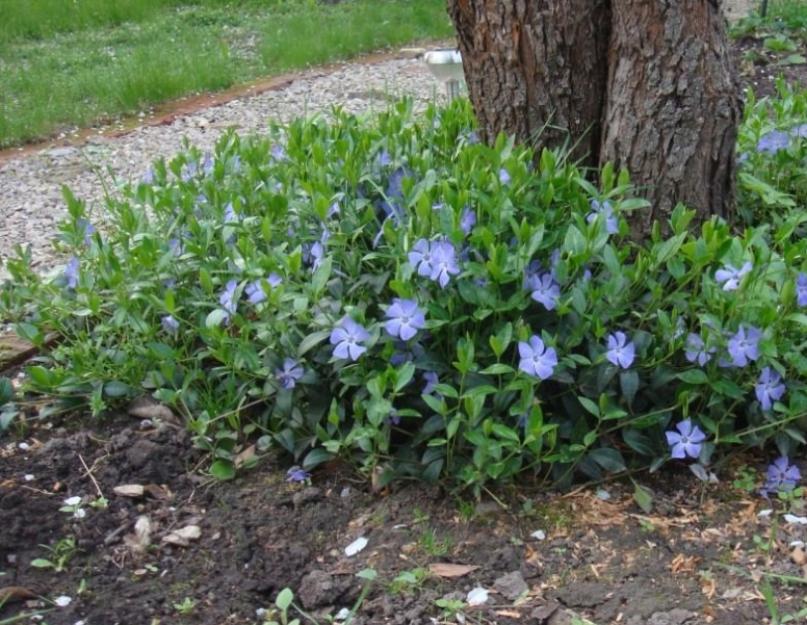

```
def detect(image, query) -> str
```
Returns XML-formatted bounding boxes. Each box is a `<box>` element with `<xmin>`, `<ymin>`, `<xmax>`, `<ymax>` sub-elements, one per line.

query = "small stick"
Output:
<box><xmin>78</xmin><ymin>453</ymin><xmax>104</xmax><ymax>499</ymax></box>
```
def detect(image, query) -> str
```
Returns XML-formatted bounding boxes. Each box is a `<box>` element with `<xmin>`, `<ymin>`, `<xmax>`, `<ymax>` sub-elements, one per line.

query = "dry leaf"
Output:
<box><xmin>234</xmin><ymin>445</ymin><xmax>256</xmax><ymax>468</ymax></box>
<box><xmin>0</xmin><ymin>587</ymin><xmax>37</xmax><ymax>604</ymax></box>
<box><xmin>428</xmin><ymin>562</ymin><xmax>480</xmax><ymax>578</ymax></box>
<box><xmin>162</xmin><ymin>525</ymin><xmax>201</xmax><ymax>547</ymax></box>
<box><xmin>670</xmin><ymin>553</ymin><xmax>699</xmax><ymax>574</ymax></box>
<box><xmin>124</xmin><ymin>515</ymin><xmax>152</xmax><ymax>553</ymax></box>
<box><xmin>113</xmin><ymin>484</ymin><xmax>145</xmax><ymax>498</ymax></box>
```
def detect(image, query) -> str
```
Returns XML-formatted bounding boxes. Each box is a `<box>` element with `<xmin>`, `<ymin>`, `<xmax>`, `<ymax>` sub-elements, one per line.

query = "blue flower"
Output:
<box><xmin>384</xmin><ymin>298</ymin><xmax>426</xmax><ymax>341</ymax></box>
<box><xmin>64</xmin><ymin>256</ymin><xmax>79</xmax><ymax>289</ymax></box>
<box><xmin>303</xmin><ymin>241</ymin><xmax>325</xmax><ymax>271</ymax></box>
<box><xmin>168</xmin><ymin>238</ymin><xmax>183</xmax><ymax>256</ymax></box>
<box><xmin>276</xmin><ymin>358</ymin><xmax>304</xmax><ymax>390</ymax></box>
<box><xmin>466</xmin><ymin>131</ymin><xmax>480</xmax><ymax>145</ymax></box>
<box><xmin>586</xmin><ymin>199</ymin><xmax>618</xmax><ymax>235</ymax></box>
<box><xmin>390</xmin><ymin>340</ymin><xmax>425</xmax><ymax>366</ymax></box>
<box><xmin>141</xmin><ymin>168</ymin><xmax>155</xmax><ymax>185</ymax></box>
<box><xmin>518</xmin><ymin>335</ymin><xmax>558</xmax><ymax>380</ymax></box>
<box><xmin>245</xmin><ymin>280</ymin><xmax>267</xmax><ymax>305</ymax></box>
<box><xmin>286</xmin><ymin>466</ymin><xmax>310</xmax><ymax>483</ymax></box>
<box><xmin>430</xmin><ymin>240</ymin><xmax>460</xmax><ymax>288</ymax></box>
<box><xmin>219</xmin><ymin>280</ymin><xmax>238</xmax><ymax>319</ymax></box>
<box><xmin>422</xmin><ymin>371</ymin><xmax>439</xmax><ymax>395</ymax></box>
<box><xmin>271</xmin><ymin>144</ymin><xmax>287</xmax><ymax>161</ymax></box>
<box><xmin>161</xmin><ymin>315</ymin><xmax>179</xmax><ymax>334</ymax></box>
<box><xmin>755</xmin><ymin>367</ymin><xmax>785</xmax><ymax>411</ymax></box>
<box><xmin>460</xmin><ymin>207</ymin><xmax>476</xmax><ymax>235</ymax></box>
<box><xmin>665</xmin><ymin>419</ymin><xmax>706</xmax><ymax>459</ymax></box>
<box><xmin>791</xmin><ymin>124</ymin><xmax>807</xmax><ymax>139</ymax></box>
<box><xmin>330</xmin><ymin>318</ymin><xmax>370</xmax><ymax>361</ymax></box>
<box><xmin>727</xmin><ymin>325</ymin><xmax>761</xmax><ymax>367</ymax></box>
<box><xmin>528</xmin><ymin>272</ymin><xmax>560</xmax><ymax>311</ymax></box>
<box><xmin>202</xmin><ymin>152</ymin><xmax>214</xmax><ymax>176</ymax></box>
<box><xmin>327</xmin><ymin>201</ymin><xmax>340</xmax><ymax>219</ymax></box>
<box><xmin>797</xmin><ymin>273</ymin><xmax>807</xmax><ymax>307</ymax></box>
<box><xmin>408</xmin><ymin>239</ymin><xmax>434</xmax><ymax>277</ymax></box>
<box><xmin>762</xmin><ymin>457</ymin><xmax>801</xmax><ymax>497</ymax></box>
<box><xmin>377</xmin><ymin>150</ymin><xmax>392</xmax><ymax>167</ymax></box>
<box><xmin>684</xmin><ymin>333</ymin><xmax>714</xmax><ymax>366</ymax></box>
<box><xmin>605</xmin><ymin>332</ymin><xmax>635</xmax><ymax>369</ymax></box>
<box><xmin>756</xmin><ymin>130</ymin><xmax>790</xmax><ymax>155</ymax></box>
<box><xmin>224</xmin><ymin>202</ymin><xmax>238</xmax><ymax>224</ymax></box>
<box><xmin>181</xmin><ymin>161</ymin><xmax>198</xmax><ymax>181</ymax></box>
<box><xmin>499</xmin><ymin>168</ymin><xmax>511</xmax><ymax>185</ymax></box>
<box><xmin>715</xmin><ymin>261</ymin><xmax>751</xmax><ymax>291</ymax></box>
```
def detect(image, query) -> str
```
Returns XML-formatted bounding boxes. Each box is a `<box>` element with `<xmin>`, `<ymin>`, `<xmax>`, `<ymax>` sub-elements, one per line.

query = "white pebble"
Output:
<box><xmin>466</xmin><ymin>587</ymin><xmax>489</xmax><ymax>606</ymax></box>
<box><xmin>54</xmin><ymin>595</ymin><xmax>72</xmax><ymax>607</ymax></box>
<box><xmin>344</xmin><ymin>536</ymin><xmax>368</xmax><ymax>557</ymax></box>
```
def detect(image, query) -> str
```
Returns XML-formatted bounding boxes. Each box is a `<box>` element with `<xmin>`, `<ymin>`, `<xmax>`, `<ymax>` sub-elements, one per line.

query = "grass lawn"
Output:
<box><xmin>0</xmin><ymin>0</ymin><xmax>454</xmax><ymax>148</ymax></box>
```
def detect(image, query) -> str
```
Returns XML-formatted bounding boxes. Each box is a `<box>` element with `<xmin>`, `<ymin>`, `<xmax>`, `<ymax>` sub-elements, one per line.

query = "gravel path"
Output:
<box><xmin>0</xmin><ymin>55</ymin><xmax>444</xmax><ymax>279</ymax></box>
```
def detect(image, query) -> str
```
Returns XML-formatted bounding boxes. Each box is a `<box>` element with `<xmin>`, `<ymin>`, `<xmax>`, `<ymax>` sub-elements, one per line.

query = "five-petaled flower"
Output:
<box><xmin>303</xmin><ymin>241</ymin><xmax>325</xmax><ymax>271</ymax></box>
<box><xmin>247</xmin><ymin>273</ymin><xmax>282</xmax><ymax>305</ymax></box>
<box><xmin>429</xmin><ymin>240</ymin><xmax>460</xmax><ymax>288</ymax></box>
<box><xmin>715</xmin><ymin>261</ymin><xmax>752</xmax><ymax>291</ymax></box>
<box><xmin>762</xmin><ymin>456</ymin><xmax>801</xmax><ymax>497</ymax></box>
<box><xmin>684</xmin><ymin>333</ymin><xmax>714</xmax><ymax>366</ymax></box>
<box><xmin>499</xmin><ymin>168</ymin><xmax>511</xmax><ymax>185</ymax></box>
<box><xmin>586</xmin><ymin>199</ymin><xmax>618</xmax><ymax>235</ymax></box>
<box><xmin>64</xmin><ymin>256</ymin><xmax>79</xmax><ymax>289</ymax></box>
<box><xmin>408</xmin><ymin>239</ymin><xmax>434</xmax><ymax>277</ymax></box>
<box><xmin>665</xmin><ymin>419</ymin><xmax>706</xmax><ymax>459</ymax></box>
<box><xmin>286</xmin><ymin>466</ymin><xmax>310</xmax><ymax>483</ymax></box>
<box><xmin>529</xmin><ymin>272</ymin><xmax>561</xmax><ymax>311</ymax></box>
<box><xmin>161</xmin><ymin>315</ymin><xmax>179</xmax><ymax>334</ymax></box>
<box><xmin>422</xmin><ymin>371</ymin><xmax>439</xmax><ymax>395</ymax></box>
<box><xmin>330</xmin><ymin>318</ymin><xmax>370</xmax><ymax>361</ymax></box>
<box><xmin>755</xmin><ymin>367</ymin><xmax>786</xmax><ymax>411</ymax></box>
<box><xmin>727</xmin><ymin>325</ymin><xmax>761</xmax><ymax>367</ymax></box>
<box><xmin>384</xmin><ymin>298</ymin><xmax>426</xmax><ymax>341</ymax></box>
<box><xmin>518</xmin><ymin>335</ymin><xmax>558</xmax><ymax>380</ymax></box>
<box><xmin>276</xmin><ymin>358</ymin><xmax>304</xmax><ymax>390</ymax></box>
<box><xmin>797</xmin><ymin>273</ymin><xmax>807</xmax><ymax>307</ymax></box>
<box><xmin>605</xmin><ymin>332</ymin><xmax>635</xmax><ymax>369</ymax></box>
<box><xmin>756</xmin><ymin>130</ymin><xmax>789</xmax><ymax>155</ymax></box>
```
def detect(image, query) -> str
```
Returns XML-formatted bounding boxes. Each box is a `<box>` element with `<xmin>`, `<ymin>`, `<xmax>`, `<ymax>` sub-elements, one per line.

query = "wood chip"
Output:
<box><xmin>113</xmin><ymin>484</ymin><xmax>145</xmax><ymax>498</ymax></box>
<box><xmin>428</xmin><ymin>562</ymin><xmax>480</xmax><ymax>578</ymax></box>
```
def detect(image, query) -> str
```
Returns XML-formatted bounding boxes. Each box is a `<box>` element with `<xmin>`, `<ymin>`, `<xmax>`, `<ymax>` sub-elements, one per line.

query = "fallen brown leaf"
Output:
<box><xmin>428</xmin><ymin>562</ymin><xmax>480</xmax><ymax>578</ymax></box>
<box><xmin>791</xmin><ymin>546</ymin><xmax>806</xmax><ymax>566</ymax></box>
<box><xmin>113</xmin><ymin>484</ymin><xmax>145</xmax><ymax>498</ymax></box>
<box><xmin>0</xmin><ymin>586</ymin><xmax>37</xmax><ymax>604</ymax></box>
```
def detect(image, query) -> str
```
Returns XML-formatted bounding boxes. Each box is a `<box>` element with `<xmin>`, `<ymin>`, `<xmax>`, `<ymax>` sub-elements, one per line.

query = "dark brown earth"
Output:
<box><xmin>2</xmin><ymin>30</ymin><xmax>807</xmax><ymax>625</ymax></box>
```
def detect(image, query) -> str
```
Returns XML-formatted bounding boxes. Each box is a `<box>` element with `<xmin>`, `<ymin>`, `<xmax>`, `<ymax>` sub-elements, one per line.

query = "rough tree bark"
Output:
<box><xmin>447</xmin><ymin>0</ymin><xmax>741</xmax><ymax>233</ymax></box>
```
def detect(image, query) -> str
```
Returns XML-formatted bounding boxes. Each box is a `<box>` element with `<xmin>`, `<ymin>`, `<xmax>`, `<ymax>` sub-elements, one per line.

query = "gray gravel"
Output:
<box><xmin>0</xmin><ymin>55</ymin><xmax>445</xmax><ymax>280</ymax></box>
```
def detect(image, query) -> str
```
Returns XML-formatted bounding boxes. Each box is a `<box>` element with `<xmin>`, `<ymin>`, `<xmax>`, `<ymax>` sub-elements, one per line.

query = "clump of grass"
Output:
<box><xmin>0</xmin><ymin>0</ymin><xmax>454</xmax><ymax>147</ymax></box>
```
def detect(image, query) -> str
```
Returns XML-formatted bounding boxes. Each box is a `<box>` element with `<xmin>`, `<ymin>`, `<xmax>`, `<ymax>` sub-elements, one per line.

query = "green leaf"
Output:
<box><xmin>356</xmin><ymin>568</ymin><xmax>378</xmax><ymax>581</ymax></box>
<box><xmin>311</xmin><ymin>256</ymin><xmax>333</xmax><ymax>294</ymax></box>
<box><xmin>578</xmin><ymin>396</ymin><xmax>600</xmax><ymax>418</ymax></box>
<box><xmin>480</xmin><ymin>363</ymin><xmax>514</xmax><ymax>375</ymax></box>
<box><xmin>588</xmin><ymin>447</ymin><xmax>626</xmax><ymax>473</ymax></box>
<box><xmin>275</xmin><ymin>588</ymin><xmax>294</xmax><ymax>612</ymax></box>
<box><xmin>209</xmin><ymin>460</ymin><xmax>235</xmax><ymax>481</ymax></box>
<box><xmin>394</xmin><ymin>362</ymin><xmax>416</xmax><ymax>392</ymax></box>
<box><xmin>0</xmin><ymin>377</ymin><xmax>13</xmax><ymax>405</ymax></box>
<box><xmin>205</xmin><ymin>309</ymin><xmax>228</xmax><ymax>329</ymax></box>
<box><xmin>103</xmin><ymin>380</ymin><xmax>130</xmax><ymax>397</ymax></box>
<box><xmin>633</xmin><ymin>483</ymin><xmax>653</xmax><ymax>513</ymax></box>
<box><xmin>302</xmin><ymin>447</ymin><xmax>333</xmax><ymax>469</ymax></box>
<box><xmin>619</xmin><ymin>370</ymin><xmax>639</xmax><ymax>407</ymax></box>
<box><xmin>298</xmin><ymin>330</ymin><xmax>331</xmax><ymax>356</ymax></box>
<box><xmin>30</xmin><ymin>558</ymin><xmax>54</xmax><ymax>569</ymax></box>
<box><xmin>677</xmin><ymin>369</ymin><xmax>709</xmax><ymax>385</ymax></box>
<box><xmin>491</xmin><ymin>423</ymin><xmax>520</xmax><ymax>442</ymax></box>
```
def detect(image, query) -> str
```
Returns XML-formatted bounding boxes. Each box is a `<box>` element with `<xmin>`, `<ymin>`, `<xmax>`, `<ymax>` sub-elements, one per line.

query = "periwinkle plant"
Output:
<box><xmin>2</xmin><ymin>97</ymin><xmax>806</xmax><ymax>491</ymax></box>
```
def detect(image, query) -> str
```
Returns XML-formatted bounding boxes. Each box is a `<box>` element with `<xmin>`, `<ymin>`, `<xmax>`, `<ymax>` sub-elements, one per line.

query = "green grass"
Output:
<box><xmin>732</xmin><ymin>0</ymin><xmax>807</xmax><ymax>39</ymax></box>
<box><xmin>0</xmin><ymin>0</ymin><xmax>454</xmax><ymax>148</ymax></box>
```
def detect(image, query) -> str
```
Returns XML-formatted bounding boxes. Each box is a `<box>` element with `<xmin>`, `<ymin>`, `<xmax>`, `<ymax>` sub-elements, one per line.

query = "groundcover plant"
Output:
<box><xmin>1</xmin><ymin>94</ymin><xmax>805</xmax><ymax>493</ymax></box>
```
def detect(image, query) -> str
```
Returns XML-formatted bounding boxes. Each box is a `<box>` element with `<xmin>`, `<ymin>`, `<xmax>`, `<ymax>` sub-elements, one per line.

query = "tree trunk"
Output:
<box><xmin>601</xmin><ymin>0</ymin><xmax>739</xmax><ymax>234</ymax></box>
<box><xmin>447</xmin><ymin>0</ymin><xmax>610</xmax><ymax>165</ymax></box>
<box><xmin>447</xmin><ymin>0</ymin><xmax>741</xmax><ymax>233</ymax></box>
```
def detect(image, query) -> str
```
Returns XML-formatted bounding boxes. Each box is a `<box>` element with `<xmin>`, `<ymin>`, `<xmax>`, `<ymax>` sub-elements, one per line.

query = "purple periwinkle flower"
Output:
<box><xmin>219</xmin><ymin>280</ymin><xmax>238</xmax><ymax>317</ymax></box>
<box><xmin>460</xmin><ymin>207</ymin><xmax>476</xmax><ymax>235</ymax></box>
<box><xmin>727</xmin><ymin>325</ymin><xmax>761</xmax><ymax>367</ymax></box>
<box><xmin>168</xmin><ymin>238</ymin><xmax>184</xmax><ymax>256</ymax></box>
<box><xmin>518</xmin><ymin>335</ymin><xmax>558</xmax><ymax>380</ymax></box>
<box><xmin>409</xmin><ymin>239</ymin><xmax>432</xmax><ymax>276</ymax></box>
<box><xmin>797</xmin><ymin>273</ymin><xmax>807</xmax><ymax>307</ymax></box>
<box><xmin>791</xmin><ymin>124</ymin><xmax>807</xmax><ymax>139</ymax></box>
<box><xmin>715</xmin><ymin>261</ymin><xmax>752</xmax><ymax>291</ymax></box>
<box><xmin>276</xmin><ymin>358</ymin><xmax>304</xmax><ymax>390</ymax></box>
<box><xmin>387</xmin><ymin>410</ymin><xmax>401</xmax><ymax>426</ymax></box>
<box><xmin>684</xmin><ymin>333</ymin><xmax>714</xmax><ymax>366</ymax></box>
<box><xmin>529</xmin><ymin>272</ymin><xmax>561</xmax><ymax>311</ymax></box>
<box><xmin>202</xmin><ymin>153</ymin><xmax>214</xmax><ymax>176</ymax></box>
<box><xmin>327</xmin><ymin>201</ymin><xmax>340</xmax><ymax>218</ymax></box>
<box><xmin>245</xmin><ymin>280</ymin><xmax>267</xmax><ymax>305</ymax></box>
<box><xmin>466</xmin><ymin>131</ymin><xmax>480</xmax><ymax>145</ymax></box>
<box><xmin>181</xmin><ymin>161</ymin><xmax>198</xmax><ymax>181</ymax></box>
<box><xmin>422</xmin><ymin>371</ymin><xmax>439</xmax><ymax>395</ymax></box>
<box><xmin>665</xmin><ymin>419</ymin><xmax>706</xmax><ymax>459</ymax></box>
<box><xmin>384</xmin><ymin>298</ymin><xmax>426</xmax><ymax>341</ymax></box>
<box><xmin>499</xmin><ymin>168</ymin><xmax>511</xmax><ymax>185</ymax></box>
<box><xmin>605</xmin><ymin>332</ymin><xmax>636</xmax><ymax>369</ymax></box>
<box><xmin>390</xmin><ymin>340</ymin><xmax>425</xmax><ymax>366</ymax></box>
<box><xmin>64</xmin><ymin>256</ymin><xmax>79</xmax><ymax>289</ymax></box>
<box><xmin>303</xmin><ymin>241</ymin><xmax>325</xmax><ymax>271</ymax></box>
<box><xmin>161</xmin><ymin>315</ymin><xmax>179</xmax><ymax>334</ymax></box>
<box><xmin>377</xmin><ymin>150</ymin><xmax>392</xmax><ymax>167</ymax></box>
<box><xmin>757</xmin><ymin>130</ymin><xmax>790</xmax><ymax>155</ymax></box>
<box><xmin>141</xmin><ymin>167</ymin><xmax>155</xmax><ymax>185</ymax></box>
<box><xmin>271</xmin><ymin>144</ymin><xmax>287</xmax><ymax>161</ymax></box>
<box><xmin>762</xmin><ymin>456</ymin><xmax>801</xmax><ymax>497</ymax></box>
<box><xmin>286</xmin><ymin>466</ymin><xmax>310</xmax><ymax>483</ymax></box>
<box><xmin>586</xmin><ymin>199</ymin><xmax>619</xmax><ymax>235</ymax></box>
<box><xmin>755</xmin><ymin>367</ymin><xmax>786</xmax><ymax>411</ymax></box>
<box><xmin>330</xmin><ymin>318</ymin><xmax>370</xmax><ymax>361</ymax></box>
<box><xmin>430</xmin><ymin>240</ymin><xmax>460</xmax><ymax>288</ymax></box>
<box><xmin>224</xmin><ymin>202</ymin><xmax>237</xmax><ymax>224</ymax></box>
